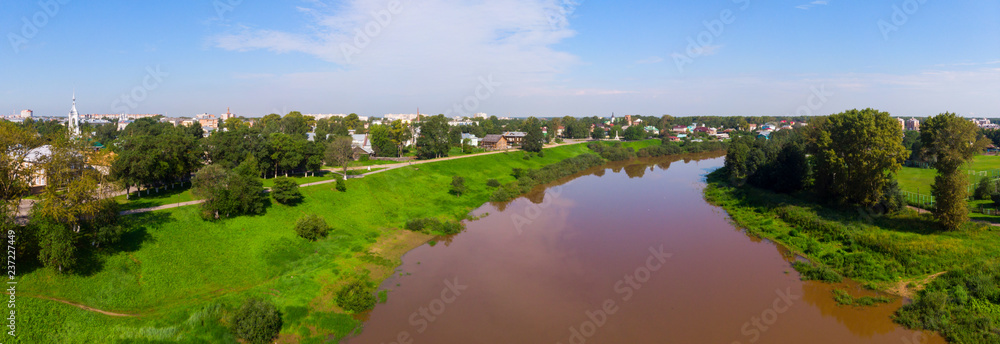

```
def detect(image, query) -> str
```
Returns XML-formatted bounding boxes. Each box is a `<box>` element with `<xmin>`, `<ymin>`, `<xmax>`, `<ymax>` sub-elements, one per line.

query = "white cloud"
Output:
<box><xmin>796</xmin><ymin>0</ymin><xmax>830</xmax><ymax>10</ymax></box>
<box><xmin>212</xmin><ymin>0</ymin><xmax>580</xmax><ymax>108</ymax></box>
<box><xmin>635</xmin><ymin>56</ymin><xmax>664</xmax><ymax>65</ymax></box>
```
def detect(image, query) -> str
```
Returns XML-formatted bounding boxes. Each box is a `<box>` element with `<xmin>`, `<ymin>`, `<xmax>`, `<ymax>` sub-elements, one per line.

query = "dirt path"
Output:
<box><xmin>889</xmin><ymin>271</ymin><xmax>948</xmax><ymax>299</ymax></box>
<box><xmin>116</xmin><ymin>140</ymin><xmax>591</xmax><ymax>216</ymax></box>
<box><xmin>20</xmin><ymin>294</ymin><xmax>138</xmax><ymax>317</ymax></box>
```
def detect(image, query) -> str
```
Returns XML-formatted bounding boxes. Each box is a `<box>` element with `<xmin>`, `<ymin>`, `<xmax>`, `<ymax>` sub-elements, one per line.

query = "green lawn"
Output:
<box><xmin>898</xmin><ymin>155</ymin><xmax>1000</xmax><ymax>195</ymax></box>
<box><xmin>16</xmin><ymin>142</ymin><xmax>595</xmax><ymax>343</ymax></box>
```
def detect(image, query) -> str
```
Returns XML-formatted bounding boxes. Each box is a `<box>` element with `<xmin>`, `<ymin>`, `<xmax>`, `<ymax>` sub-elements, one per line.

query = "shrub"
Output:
<box><xmin>271</xmin><ymin>177</ymin><xmax>302</xmax><ymax>205</ymax></box>
<box><xmin>486</xmin><ymin>179</ymin><xmax>501</xmax><ymax>188</ymax></box>
<box><xmin>294</xmin><ymin>214</ymin><xmax>330</xmax><ymax>241</ymax></box>
<box><xmin>974</xmin><ymin>177</ymin><xmax>996</xmax><ymax>200</ymax></box>
<box><xmin>405</xmin><ymin>217</ymin><xmax>465</xmax><ymax>235</ymax></box>
<box><xmin>336</xmin><ymin>281</ymin><xmax>377</xmax><ymax>313</ymax></box>
<box><xmin>792</xmin><ymin>261</ymin><xmax>843</xmax><ymax>283</ymax></box>
<box><xmin>231</xmin><ymin>298</ymin><xmax>283</xmax><ymax>344</ymax></box>
<box><xmin>450</xmin><ymin>176</ymin><xmax>466</xmax><ymax>196</ymax></box>
<box><xmin>336</xmin><ymin>177</ymin><xmax>347</xmax><ymax>192</ymax></box>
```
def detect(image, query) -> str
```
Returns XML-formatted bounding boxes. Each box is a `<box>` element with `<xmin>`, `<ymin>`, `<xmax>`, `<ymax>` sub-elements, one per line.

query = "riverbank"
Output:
<box><xmin>703</xmin><ymin>168</ymin><xmax>1000</xmax><ymax>343</ymax></box>
<box><xmin>14</xmin><ymin>142</ymin><xmax>603</xmax><ymax>343</ymax></box>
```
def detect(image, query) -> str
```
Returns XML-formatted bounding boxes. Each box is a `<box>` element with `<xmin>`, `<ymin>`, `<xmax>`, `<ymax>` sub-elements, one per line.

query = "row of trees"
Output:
<box><xmin>725</xmin><ymin>109</ymin><xmax>986</xmax><ymax>230</ymax></box>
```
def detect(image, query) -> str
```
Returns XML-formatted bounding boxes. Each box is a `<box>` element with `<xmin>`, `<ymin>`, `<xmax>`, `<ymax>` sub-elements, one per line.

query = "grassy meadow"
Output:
<box><xmin>16</xmin><ymin>143</ymin><xmax>595</xmax><ymax>343</ymax></box>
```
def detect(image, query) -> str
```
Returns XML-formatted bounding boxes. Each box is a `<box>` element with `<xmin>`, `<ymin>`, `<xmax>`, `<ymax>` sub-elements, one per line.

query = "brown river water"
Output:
<box><xmin>343</xmin><ymin>154</ymin><xmax>945</xmax><ymax>344</ymax></box>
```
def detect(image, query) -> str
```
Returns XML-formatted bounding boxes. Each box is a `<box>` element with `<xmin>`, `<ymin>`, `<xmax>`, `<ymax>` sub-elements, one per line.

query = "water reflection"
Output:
<box><xmin>343</xmin><ymin>153</ymin><xmax>944</xmax><ymax>344</ymax></box>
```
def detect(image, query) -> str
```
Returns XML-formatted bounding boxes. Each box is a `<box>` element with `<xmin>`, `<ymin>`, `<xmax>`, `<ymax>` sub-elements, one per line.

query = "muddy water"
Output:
<box><xmin>343</xmin><ymin>155</ymin><xmax>945</xmax><ymax>344</ymax></box>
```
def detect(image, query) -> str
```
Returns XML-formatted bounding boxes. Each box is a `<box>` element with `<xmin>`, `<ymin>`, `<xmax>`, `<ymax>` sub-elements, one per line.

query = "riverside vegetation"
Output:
<box><xmin>10</xmin><ymin>137</ymin><xmax>727</xmax><ymax>343</ymax></box>
<box><xmin>709</xmin><ymin>109</ymin><xmax>1000</xmax><ymax>343</ymax></box>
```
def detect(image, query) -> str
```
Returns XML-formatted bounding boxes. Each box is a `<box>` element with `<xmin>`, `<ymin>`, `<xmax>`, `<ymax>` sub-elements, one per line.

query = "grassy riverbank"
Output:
<box><xmin>704</xmin><ymin>168</ymin><xmax>1000</xmax><ymax>343</ymax></box>
<box><xmin>15</xmin><ymin>143</ymin><xmax>597</xmax><ymax>343</ymax></box>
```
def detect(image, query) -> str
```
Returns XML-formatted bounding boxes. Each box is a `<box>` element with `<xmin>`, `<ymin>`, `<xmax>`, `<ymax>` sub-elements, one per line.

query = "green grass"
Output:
<box><xmin>16</xmin><ymin>142</ymin><xmax>596</xmax><ymax>343</ymax></box>
<box><xmin>832</xmin><ymin>289</ymin><xmax>892</xmax><ymax>307</ymax></box>
<box><xmin>898</xmin><ymin>155</ymin><xmax>1000</xmax><ymax>222</ymax></box>
<box><xmin>618</xmin><ymin>138</ymin><xmax>663</xmax><ymax>151</ymax></box>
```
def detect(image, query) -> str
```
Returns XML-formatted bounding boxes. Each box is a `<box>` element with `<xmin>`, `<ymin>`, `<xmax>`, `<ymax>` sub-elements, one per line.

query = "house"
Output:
<box><xmin>667</xmin><ymin>136</ymin><xmax>681</xmax><ymax>142</ymax></box>
<box><xmin>351</xmin><ymin>134</ymin><xmax>375</xmax><ymax>158</ymax></box>
<box><xmin>758</xmin><ymin>130</ymin><xmax>773</xmax><ymax>139</ymax></box>
<box><xmin>23</xmin><ymin>145</ymin><xmax>52</xmax><ymax>187</ymax></box>
<box><xmin>502</xmin><ymin>132</ymin><xmax>527</xmax><ymax>147</ymax></box>
<box><xmin>747</xmin><ymin>124</ymin><xmax>758</xmax><ymax>131</ymax></box>
<box><xmin>693</xmin><ymin>127</ymin><xmax>711</xmax><ymax>134</ymax></box>
<box><xmin>715</xmin><ymin>133</ymin><xmax>730</xmax><ymax>140</ymax></box>
<box><xmin>461</xmin><ymin>133</ymin><xmax>480</xmax><ymax>146</ymax></box>
<box><xmin>481</xmin><ymin>135</ymin><xmax>508</xmax><ymax>150</ymax></box>
<box><xmin>643</xmin><ymin>126</ymin><xmax>659</xmax><ymax>134</ymax></box>
<box><xmin>672</xmin><ymin>125</ymin><xmax>688</xmax><ymax>134</ymax></box>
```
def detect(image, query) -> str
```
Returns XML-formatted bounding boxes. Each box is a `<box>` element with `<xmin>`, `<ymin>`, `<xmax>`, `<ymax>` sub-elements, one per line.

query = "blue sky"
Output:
<box><xmin>1</xmin><ymin>0</ymin><xmax>998</xmax><ymax>118</ymax></box>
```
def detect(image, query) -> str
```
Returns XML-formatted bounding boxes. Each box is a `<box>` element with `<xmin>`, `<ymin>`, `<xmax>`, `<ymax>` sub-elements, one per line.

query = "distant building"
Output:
<box><xmin>382</xmin><ymin>114</ymin><xmax>420</xmax><ymax>123</ymax></box>
<box><xmin>897</xmin><ymin>118</ymin><xmax>905</xmax><ymax>131</ymax></box>
<box><xmin>68</xmin><ymin>93</ymin><xmax>80</xmax><ymax>137</ymax></box>
<box><xmin>20</xmin><ymin>110</ymin><xmax>32</xmax><ymax>118</ymax></box>
<box><xmin>906</xmin><ymin>118</ymin><xmax>920</xmax><ymax>131</ymax></box>
<box><xmin>502</xmin><ymin>132</ymin><xmax>527</xmax><ymax>147</ymax></box>
<box><xmin>481</xmin><ymin>135</ymin><xmax>508</xmax><ymax>150</ymax></box>
<box><xmin>461</xmin><ymin>133</ymin><xmax>480</xmax><ymax>146</ymax></box>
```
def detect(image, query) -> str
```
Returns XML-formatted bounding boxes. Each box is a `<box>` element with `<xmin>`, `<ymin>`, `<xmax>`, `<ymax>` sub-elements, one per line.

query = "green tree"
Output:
<box><xmin>922</xmin><ymin>112</ymin><xmax>991</xmax><ymax>230</ymax></box>
<box><xmin>809</xmin><ymin>109</ymin><xmax>908</xmax><ymax>207</ymax></box>
<box><xmin>271</xmin><ymin>177</ymin><xmax>302</xmax><ymax>205</ymax></box>
<box><xmin>231</xmin><ymin>298</ymin><xmax>283</xmax><ymax>344</ymax></box>
<box><xmin>522</xmin><ymin>117</ymin><xmax>544</xmax><ymax>153</ymax></box>
<box><xmin>344</xmin><ymin>113</ymin><xmax>362</xmax><ymax>130</ymax></box>
<box><xmin>294</xmin><ymin>214</ymin><xmax>329</xmax><ymax>241</ymax></box>
<box><xmin>325</xmin><ymin>137</ymin><xmax>355</xmax><ymax>179</ymax></box>
<box><xmin>623</xmin><ymin>125</ymin><xmax>646</xmax><ymax>141</ymax></box>
<box><xmin>280</xmin><ymin>111</ymin><xmax>310</xmax><ymax>138</ymax></box>
<box><xmin>35</xmin><ymin>216</ymin><xmax>75</xmax><ymax>272</ymax></box>
<box><xmin>450</xmin><ymin>176</ymin><xmax>466</xmax><ymax>196</ymax></box>
<box><xmin>336</xmin><ymin>281</ymin><xmax>376</xmax><ymax>313</ymax></box>
<box><xmin>416</xmin><ymin>115</ymin><xmax>451</xmax><ymax>159</ymax></box>
<box><xmin>591</xmin><ymin>127</ymin><xmax>606</xmax><ymax>140</ymax></box>
<box><xmin>388</xmin><ymin>120</ymin><xmax>412</xmax><ymax>157</ymax></box>
<box><xmin>368</xmin><ymin>124</ymin><xmax>394</xmax><ymax>157</ymax></box>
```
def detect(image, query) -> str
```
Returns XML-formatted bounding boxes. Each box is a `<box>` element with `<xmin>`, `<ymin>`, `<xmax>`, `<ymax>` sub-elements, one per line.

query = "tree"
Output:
<box><xmin>922</xmin><ymin>112</ymin><xmax>991</xmax><ymax>230</ymax></box>
<box><xmin>522</xmin><ymin>117</ymin><xmax>544</xmax><ymax>153</ymax></box>
<box><xmin>271</xmin><ymin>177</ymin><xmax>302</xmax><ymax>205</ymax></box>
<box><xmin>809</xmin><ymin>109</ymin><xmax>908</xmax><ymax>207</ymax></box>
<box><xmin>35</xmin><ymin>216</ymin><xmax>75</xmax><ymax>272</ymax></box>
<box><xmin>388</xmin><ymin>120</ymin><xmax>412</xmax><ymax>157</ymax></box>
<box><xmin>415</xmin><ymin>115</ymin><xmax>451</xmax><ymax>159</ymax></box>
<box><xmin>344</xmin><ymin>113</ymin><xmax>361</xmax><ymax>130</ymax></box>
<box><xmin>326</xmin><ymin>137</ymin><xmax>354</xmax><ymax>179</ymax></box>
<box><xmin>623</xmin><ymin>125</ymin><xmax>646</xmax><ymax>141</ymax></box>
<box><xmin>0</xmin><ymin>122</ymin><xmax>39</xmax><ymax>223</ymax></box>
<box><xmin>294</xmin><ymin>214</ymin><xmax>329</xmax><ymax>241</ymax></box>
<box><xmin>336</xmin><ymin>281</ymin><xmax>376</xmax><ymax>313</ymax></box>
<box><xmin>280</xmin><ymin>111</ymin><xmax>310</xmax><ymax>138</ymax></box>
<box><xmin>231</xmin><ymin>298</ymin><xmax>283</xmax><ymax>344</ymax></box>
<box><xmin>192</xmin><ymin>156</ymin><xmax>266</xmax><ymax>220</ymax></box>
<box><xmin>368</xmin><ymin>124</ymin><xmax>395</xmax><ymax>157</ymax></box>
<box><xmin>450</xmin><ymin>176</ymin><xmax>466</xmax><ymax>196</ymax></box>
<box><xmin>591</xmin><ymin>127</ymin><xmax>606</xmax><ymax>140</ymax></box>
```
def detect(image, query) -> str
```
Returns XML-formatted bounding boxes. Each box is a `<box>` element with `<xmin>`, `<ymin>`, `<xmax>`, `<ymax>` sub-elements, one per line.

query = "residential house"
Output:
<box><xmin>461</xmin><ymin>133</ymin><xmax>480</xmax><ymax>146</ymax></box>
<box><xmin>502</xmin><ymin>132</ymin><xmax>527</xmax><ymax>147</ymax></box>
<box><xmin>672</xmin><ymin>125</ymin><xmax>688</xmax><ymax>134</ymax></box>
<box><xmin>351</xmin><ymin>134</ymin><xmax>375</xmax><ymax>158</ymax></box>
<box><xmin>481</xmin><ymin>135</ymin><xmax>508</xmax><ymax>150</ymax></box>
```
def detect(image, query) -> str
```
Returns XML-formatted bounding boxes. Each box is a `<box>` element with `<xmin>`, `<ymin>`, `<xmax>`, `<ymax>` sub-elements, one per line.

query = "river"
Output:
<box><xmin>343</xmin><ymin>154</ymin><xmax>945</xmax><ymax>344</ymax></box>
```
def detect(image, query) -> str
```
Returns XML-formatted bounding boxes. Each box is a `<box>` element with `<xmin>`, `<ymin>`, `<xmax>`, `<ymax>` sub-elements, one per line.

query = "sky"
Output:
<box><xmin>1</xmin><ymin>0</ymin><xmax>998</xmax><ymax>118</ymax></box>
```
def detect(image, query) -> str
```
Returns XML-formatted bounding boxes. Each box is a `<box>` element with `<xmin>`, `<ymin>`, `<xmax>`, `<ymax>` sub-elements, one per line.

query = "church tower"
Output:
<box><xmin>68</xmin><ymin>92</ymin><xmax>81</xmax><ymax>137</ymax></box>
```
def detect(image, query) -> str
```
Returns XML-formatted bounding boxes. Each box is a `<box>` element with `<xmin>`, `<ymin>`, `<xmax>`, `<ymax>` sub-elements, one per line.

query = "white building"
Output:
<box><xmin>383</xmin><ymin>113</ymin><xmax>421</xmax><ymax>123</ymax></box>
<box><xmin>20</xmin><ymin>110</ymin><xmax>33</xmax><ymax>118</ymax></box>
<box><xmin>68</xmin><ymin>93</ymin><xmax>80</xmax><ymax>137</ymax></box>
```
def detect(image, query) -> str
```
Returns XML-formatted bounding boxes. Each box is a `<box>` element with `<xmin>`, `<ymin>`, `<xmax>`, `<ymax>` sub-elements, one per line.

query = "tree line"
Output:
<box><xmin>725</xmin><ymin>109</ymin><xmax>987</xmax><ymax>230</ymax></box>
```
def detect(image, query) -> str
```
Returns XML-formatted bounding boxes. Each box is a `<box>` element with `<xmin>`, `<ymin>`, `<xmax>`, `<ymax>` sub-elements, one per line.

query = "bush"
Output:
<box><xmin>405</xmin><ymin>217</ymin><xmax>465</xmax><ymax>235</ymax></box>
<box><xmin>335</xmin><ymin>177</ymin><xmax>347</xmax><ymax>192</ymax></box>
<box><xmin>336</xmin><ymin>281</ymin><xmax>377</xmax><ymax>313</ymax></box>
<box><xmin>486</xmin><ymin>179</ymin><xmax>501</xmax><ymax>188</ymax></box>
<box><xmin>792</xmin><ymin>261</ymin><xmax>843</xmax><ymax>283</ymax></box>
<box><xmin>271</xmin><ymin>177</ymin><xmax>302</xmax><ymax>205</ymax></box>
<box><xmin>450</xmin><ymin>176</ymin><xmax>466</xmax><ymax>196</ymax></box>
<box><xmin>587</xmin><ymin>142</ymin><xmax>635</xmax><ymax>161</ymax></box>
<box><xmin>231</xmin><ymin>298</ymin><xmax>283</xmax><ymax>344</ymax></box>
<box><xmin>974</xmin><ymin>177</ymin><xmax>996</xmax><ymax>200</ymax></box>
<box><xmin>294</xmin><ymin>214</ymin><xmax>330</xmax><ymax>241</ymax></box>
